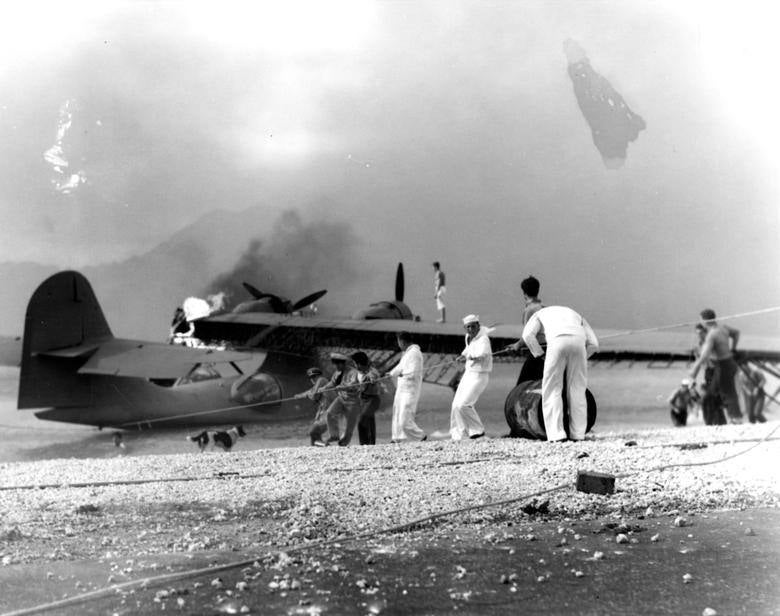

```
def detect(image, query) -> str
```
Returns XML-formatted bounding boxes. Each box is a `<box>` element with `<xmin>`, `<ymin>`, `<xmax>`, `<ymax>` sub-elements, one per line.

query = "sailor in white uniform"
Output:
<box><xmin>388</xmin><ymin>331</ymin><xmax>427</xmax><ymax>442</ymax></box>
<box><xmin>522</xmin><ymin>306</ymin><xmax>599</xmax><ymax>441</ymax></box>
<box><xmin>450</xmin><ymin>314</ymin><xmax>492</xmax><ymax>440</ymax></box>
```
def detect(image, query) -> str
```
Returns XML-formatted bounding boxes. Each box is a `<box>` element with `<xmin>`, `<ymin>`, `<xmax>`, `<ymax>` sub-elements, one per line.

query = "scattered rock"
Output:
<box><xmin>74</xmin><ymin>504</ymin><xmax>100</xmax><ymax>515</ymax></box>
<box><xmin>683</xmin><ymin>573</ymin><xmax>693</xmax><ymax>584</ymax></box>
<box><xmin>521</xmin><ymin>500</ymin><xmax>550</xmax><ymax>516</ymax></box>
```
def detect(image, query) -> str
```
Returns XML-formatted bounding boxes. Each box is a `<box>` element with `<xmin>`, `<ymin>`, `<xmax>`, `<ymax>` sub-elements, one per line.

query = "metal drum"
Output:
<box><xmin>504</xmin><ymin>380</ymin><xmax>597</xmax><ymax>439</ymax></box>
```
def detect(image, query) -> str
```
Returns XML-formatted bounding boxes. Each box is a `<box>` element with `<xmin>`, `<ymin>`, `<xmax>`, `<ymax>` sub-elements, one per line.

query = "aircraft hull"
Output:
<box><xmin>31</xmin><ymin>372</ymin><xmax>313</xmax><ymax>429</ymax></box>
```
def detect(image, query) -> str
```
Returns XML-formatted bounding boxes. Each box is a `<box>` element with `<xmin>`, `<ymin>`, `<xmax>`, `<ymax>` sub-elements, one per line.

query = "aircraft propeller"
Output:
<box><xmin>240</xmin><ymin>282</ymin><xmax>327</xmax><ymax>314</ymax></box>
<box><xmin>395</xmin><ymin>262</ymin><xmax>404</xmax><ymax>303</ymax></box>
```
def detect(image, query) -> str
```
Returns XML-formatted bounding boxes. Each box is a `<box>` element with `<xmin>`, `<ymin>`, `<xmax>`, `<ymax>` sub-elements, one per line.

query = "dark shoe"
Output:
<box><xmin>469</xmin><ymin>432</ymin><xmax>485</xmax><ymax>440</ymax></box>
<box><xmin>338</xmin><ymin>440</ymin><xmax>350</xmax><ymax>447</ymax></box>
<box><xmin>421</xmin><ymin>435</ymin><xmax>428</xmax><ymax>441</ymax></box>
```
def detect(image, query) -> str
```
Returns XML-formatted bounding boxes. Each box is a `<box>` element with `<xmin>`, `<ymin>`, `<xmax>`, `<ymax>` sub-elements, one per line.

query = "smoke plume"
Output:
<box><xmin>204</xmin><ymin>209</ymin><xmax>360</xmax><ymax>313</ymax></box>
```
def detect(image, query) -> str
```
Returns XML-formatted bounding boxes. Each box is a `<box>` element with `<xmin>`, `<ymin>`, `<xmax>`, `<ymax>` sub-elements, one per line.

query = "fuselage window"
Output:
<box><xmin>179</xmin><ymin>363</ymin><xmax>221</xmax><ymax>385</ymax></box>
<box><xmin>230</xmin><ymin>371</ymin><xmax>282</xmax><ymax>405</ymax></box>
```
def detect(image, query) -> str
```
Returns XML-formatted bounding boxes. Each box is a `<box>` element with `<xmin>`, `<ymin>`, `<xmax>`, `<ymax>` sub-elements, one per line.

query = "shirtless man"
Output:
<box><xmin>689</xmin><ymin>309</ymin><xmax>742</xmax><ymax>423</ymax></box>
<box><xmin>433</xmin><ymin>262</ymin><xmax>446</xmax><ymax>323</ymax></box>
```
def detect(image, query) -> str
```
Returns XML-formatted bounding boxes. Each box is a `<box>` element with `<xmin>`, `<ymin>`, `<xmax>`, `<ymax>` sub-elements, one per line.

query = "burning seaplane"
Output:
<box><xmin>15</xmin><ymin>269</ymin><xmax>780</xmax><ymax>437</ymax></box>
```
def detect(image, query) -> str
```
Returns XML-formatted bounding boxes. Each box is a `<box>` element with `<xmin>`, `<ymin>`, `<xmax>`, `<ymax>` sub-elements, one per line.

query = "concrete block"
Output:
<box><xmin>576</xmin><ymin>470</ymin><xmax>615</xmax><ymax>495</ymax></box>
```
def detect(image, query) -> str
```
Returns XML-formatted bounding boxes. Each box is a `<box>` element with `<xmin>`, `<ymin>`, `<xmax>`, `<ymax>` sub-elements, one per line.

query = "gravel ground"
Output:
<box><xmin>0</xmin><ymin>422</ymin><xmax>778</xmax><ymax>568</ymax></box>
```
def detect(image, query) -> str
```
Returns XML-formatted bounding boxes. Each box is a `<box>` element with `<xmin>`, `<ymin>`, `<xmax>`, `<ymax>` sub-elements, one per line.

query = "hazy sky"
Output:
<box><xmin>1</xmin><ymin>1</ymin><xmax>778</xmax><ymax>334</ymax></box>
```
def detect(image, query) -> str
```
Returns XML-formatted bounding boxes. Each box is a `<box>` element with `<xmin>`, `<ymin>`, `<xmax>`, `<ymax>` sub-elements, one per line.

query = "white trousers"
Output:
<box><xmin>450</xmin><ymin>371</ymin><xmax>488</xmax><ymax>441</ymax></box>
<box><xmin>542</xmin><ymin>335</ymin><xmax>588</xmax><ymax>441</ymax></box>
<box><xmin>391</xmin><ymin>388</ymin><xmax>425</xmax><ymax>441</ymax></box>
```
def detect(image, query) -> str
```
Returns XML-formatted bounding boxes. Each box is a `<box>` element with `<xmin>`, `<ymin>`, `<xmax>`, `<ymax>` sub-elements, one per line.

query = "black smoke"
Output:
<box><xmin>204</xmin><ymin>209</ymin><xmax>360</xmax><ymax>313</ymax></box>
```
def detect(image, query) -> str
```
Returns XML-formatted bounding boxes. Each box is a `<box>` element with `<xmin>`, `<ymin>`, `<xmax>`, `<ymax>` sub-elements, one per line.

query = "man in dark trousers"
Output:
<box><xmin>352</xmin><ymin>352</ymin><xmax>382</xmax><ymax>445</ymax></box>
<box><xmin>689</xmin><ymin>309</ymin><xmax>742</xmax><ymax>423</ymax></box>
<box><xmin>295</xmin><ymin>367</ymin><xmax>333</xmax><ymax>446</ymax></box>
<box><xmin>507</xmin><ymin>275</ymin><xmax>546</xmax><ymax>384</ymax></box>
<box><xmin>323</xmin><ymin>352</ymin><xmax>364</xmax><ymax>446</ymax></box>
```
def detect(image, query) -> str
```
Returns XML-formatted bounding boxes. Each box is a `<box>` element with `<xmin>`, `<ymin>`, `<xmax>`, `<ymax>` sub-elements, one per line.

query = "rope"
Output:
<box><xmin>117</xmin><ymin>349</ymin><xmax>512</xmax><ymax>428</ymax></box>
<box><xmin>2</xmin><ymin>420</ymin><xmax>778</xmax><ymax>616</ymax></box>
<box><xmin>0</xmin><ymin>456</ymin><xmax>507</xmax><ymax>492</ymax></box>
<box><xmin>596</xmin><ymin>306</ymin><xmax>780</xmax><ymax>340</ymax></box>
<box><xmin>107</xmin><ymin>304</ymin><xmax>780</xmax><ymax>427</ymax></box>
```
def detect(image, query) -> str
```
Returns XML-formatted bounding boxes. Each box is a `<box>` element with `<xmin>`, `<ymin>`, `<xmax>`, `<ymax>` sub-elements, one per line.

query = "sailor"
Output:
<box><xmin>507</xmin><ymin>275</ymin><xmax>546</xmax><ymax>383</ymax></box>
<box><xmin>433</xmin><ymin>261</ymin><xmax>447</xmax><ymax>323</ymax></box>
<box><xmin>689</xmin><ymin>309</ymin><xmax>742</xmax><ymax>423</ymax></box>
<box><xmin>522</xmin><ymin>306</ymin><xmax>599</xmax><ymax>442</ymax></box>
<box><xmin>295</xmin><ymin>367</ymin><xmax>333</xmax><ymax>446</ymax></box>
<box><xmin>450</xmin><ymin>315</ymin><xmax>492</xmax><ymax>441</ymax></box>
<box><xmin>352</xmin><ymin>352</ymin><xmax>382</xmax><ymax>445</ymax></box>
<box><xmin>388</xmin><ymin>332</ymin><xmax>427</xmax><ymax>442</ymax></box>
<box><xmin>667</xmin><ymin>378</ymin><xmax>700</xmax><ymax>427</ymax></box>
<box><xmin>323</xmin><ymin>352</ymin><xmax>364</xmax><ymax>446</ymax></box>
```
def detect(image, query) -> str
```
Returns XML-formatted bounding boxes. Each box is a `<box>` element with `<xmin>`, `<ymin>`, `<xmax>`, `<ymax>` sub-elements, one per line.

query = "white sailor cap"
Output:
<box><xmin>330</xmin><ymin>352</ymin><xmax>349</xmax><ymax>362</ymax></box>
<box><xmin>462</xmin><ymin>314</ymin><xmax>480</xmax><ymax>326</ymax></box>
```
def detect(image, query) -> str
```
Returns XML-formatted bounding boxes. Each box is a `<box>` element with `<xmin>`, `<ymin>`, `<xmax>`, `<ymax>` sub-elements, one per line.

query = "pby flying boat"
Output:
<box><xmin>16</xmin><ymin>269</ymin><xmax>780</xmax><ymax>436</ymax></box>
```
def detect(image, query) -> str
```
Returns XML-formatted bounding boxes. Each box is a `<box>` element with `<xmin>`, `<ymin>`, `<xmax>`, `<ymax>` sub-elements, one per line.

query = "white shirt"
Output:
<box><xmin>461</xmin><ymin>327</ymin><xmax>493</xmax><ymax>373</ymax></box>
<box><xmin>522</xmin><ymin>306</ymin><xmax>599</xmax><ymax>358</ymax></box>
<box><xmin>390</xmin><ymin>344</ymin><xmax>424</xmax><ymax>392</ymax></box>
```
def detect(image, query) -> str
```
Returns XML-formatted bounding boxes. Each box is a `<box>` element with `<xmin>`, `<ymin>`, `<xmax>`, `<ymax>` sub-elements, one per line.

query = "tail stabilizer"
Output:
<box><xmin>18</xmin><ymin>271</ymin><xmax>112</xmax><ymax>409</ymax></box>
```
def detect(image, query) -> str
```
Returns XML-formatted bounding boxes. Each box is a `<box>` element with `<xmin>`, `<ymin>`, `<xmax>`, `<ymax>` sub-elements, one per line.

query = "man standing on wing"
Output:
<box><xmin>388</xmin><ymin>332</ymin><xmax>427</xmax><ymax>442</ymax></box>
<box><xmin>522</xmin><ymin>306</ymin><xmax>599</xmax><ymax>442</ymax></box>
<box><xmin>433</xmin><ymin>261</ymin><xmax>447</xmax><ymax>323</ymax></box>
<box><xmin>450</xmin><ymin>314</ymin><xmax>492</xmax><ymax>441</ymax></box>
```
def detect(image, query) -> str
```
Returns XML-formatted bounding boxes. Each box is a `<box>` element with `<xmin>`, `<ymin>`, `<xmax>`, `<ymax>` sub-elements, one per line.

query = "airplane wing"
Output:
<box><xmin>195</xmin><ymin>313</ymin><xmax>780</xmax><ymax>363</ymax></box>
<box><xmin>70</xmin><ymin>338</ymin><xmax>254</xmax><ymax>379</ymax></box>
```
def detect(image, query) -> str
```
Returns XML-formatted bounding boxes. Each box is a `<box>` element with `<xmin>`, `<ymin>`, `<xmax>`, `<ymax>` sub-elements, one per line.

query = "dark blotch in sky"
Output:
<box><xmin>565</xmin><ymin>39</ymin><xmax>646</xmax><ymax>168</ymax></box>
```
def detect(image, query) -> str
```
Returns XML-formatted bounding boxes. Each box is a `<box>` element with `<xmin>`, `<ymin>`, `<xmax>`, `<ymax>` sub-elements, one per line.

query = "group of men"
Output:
<box><xmin>669</xmin><ymin>309</ymin><xmax>768</xmax><ymax>426</ymax></box>
<box><xmin>297</xmin><ymin>270</ymin><xmax>769</xmax><ymax>445</ymax></box>
<box><xmin>298</xmin><ymin>274</ymin><xmax>602</xmax><ymax>445</ymax></box>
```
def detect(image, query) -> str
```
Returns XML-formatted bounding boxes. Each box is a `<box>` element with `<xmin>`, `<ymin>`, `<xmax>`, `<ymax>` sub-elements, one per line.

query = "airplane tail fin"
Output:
<box><xmin>18</xmin><ymin>271</ymin><xmax>113</xmax><ymax>409</ymax></box>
